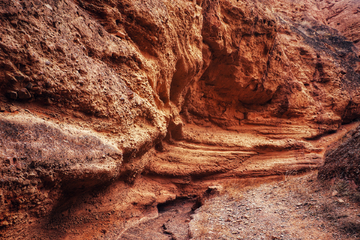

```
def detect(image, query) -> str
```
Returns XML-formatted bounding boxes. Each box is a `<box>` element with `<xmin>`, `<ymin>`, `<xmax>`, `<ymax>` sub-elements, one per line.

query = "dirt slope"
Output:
<box><xmin>319</xmin><ymin>124</ymin><xmax>360</xmax><ymax>186</ymax></box>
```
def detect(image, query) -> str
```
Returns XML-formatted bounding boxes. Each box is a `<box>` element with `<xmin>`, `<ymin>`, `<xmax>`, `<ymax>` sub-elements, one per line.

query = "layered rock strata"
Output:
<box><xmin>0</xmin><ymin>0</ymin><xmax>360</xmax><ymax>239</ymax></box>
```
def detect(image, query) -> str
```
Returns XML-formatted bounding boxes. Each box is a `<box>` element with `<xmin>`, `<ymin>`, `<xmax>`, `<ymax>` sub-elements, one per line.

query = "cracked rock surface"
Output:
<box><xmin>0</xmin><ymin>0</ymin><xmax>360</xmax><ymax>239</ymax></box>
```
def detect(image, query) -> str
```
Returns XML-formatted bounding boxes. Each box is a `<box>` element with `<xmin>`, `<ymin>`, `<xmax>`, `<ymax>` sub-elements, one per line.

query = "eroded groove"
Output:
<box><xmin>1</xmin><ymin>0</ymin><xmax>360</xmax><ymax>239</ymax></box>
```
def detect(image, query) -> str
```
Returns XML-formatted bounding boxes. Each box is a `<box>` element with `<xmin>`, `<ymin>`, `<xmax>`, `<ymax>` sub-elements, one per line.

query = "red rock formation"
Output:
<box><xmin>0</xmin><ymin>0</ymin><xmax>359</xmax><ymax>239</ymax></box>
<box><xmin>320</xmin><ymin>0</ymin><xmax>360</xmax><ymax>50</ymax></box>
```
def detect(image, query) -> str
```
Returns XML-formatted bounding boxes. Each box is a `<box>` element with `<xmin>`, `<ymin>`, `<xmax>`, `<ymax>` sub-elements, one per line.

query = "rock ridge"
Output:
<box><xmin>0</xmin><ymin>0</ymin><xmax>360</xmax><ymax>238</ymax></box>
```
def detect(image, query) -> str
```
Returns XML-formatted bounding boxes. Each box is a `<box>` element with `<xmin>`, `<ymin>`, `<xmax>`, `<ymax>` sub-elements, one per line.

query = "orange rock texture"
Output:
<box><xmin>0</xmin><ymin>0</ymin><xmax>360</xmax><ymax>238</ymax></box>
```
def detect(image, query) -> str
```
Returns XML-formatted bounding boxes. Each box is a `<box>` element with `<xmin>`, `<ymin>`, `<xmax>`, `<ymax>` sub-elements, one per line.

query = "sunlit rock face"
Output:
<box><xmin>0</xmin><ymin>0</ymin><xmax>360</xmax><ymax>239</ymax></box>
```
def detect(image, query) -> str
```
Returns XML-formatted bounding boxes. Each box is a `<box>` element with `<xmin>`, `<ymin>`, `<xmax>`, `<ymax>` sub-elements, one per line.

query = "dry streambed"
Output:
<box><xmin>190</xmin><ymin>173</ymin><xmax>360</xmax><ymax>240</ymax></box>
<box><xmin>121</xmin><ymin>172</ymin><xmax>360</xmax><ymax>240</ymax></box>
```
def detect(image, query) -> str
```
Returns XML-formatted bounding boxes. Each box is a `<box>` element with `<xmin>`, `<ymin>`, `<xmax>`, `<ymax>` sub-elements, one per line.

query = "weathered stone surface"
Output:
<box><xmin>6</xmin><ymin>90</ymin><xmax>17</xmax><ymax>100</ymax></box>
<box><xmin>18</xmin><ymin>88</ymin><xmax>31</xmax><ymax>100</ymax></box>
<box><xmin>0</xmin><ymin>0</ymin><xmax>359</xmax><ymax>239</ymax></box>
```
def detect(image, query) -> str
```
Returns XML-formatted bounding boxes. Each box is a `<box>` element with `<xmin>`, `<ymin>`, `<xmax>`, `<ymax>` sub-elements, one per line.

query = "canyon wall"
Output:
<box><xmin>0</xmin><ymin>0</ymin><xmax>360</xmax><ymax>238</ymax></box>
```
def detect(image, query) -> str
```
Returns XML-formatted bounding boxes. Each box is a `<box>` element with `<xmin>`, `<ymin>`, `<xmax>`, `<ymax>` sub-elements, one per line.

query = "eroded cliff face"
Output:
<box><xmin>0</xmin><ymin>0</ymin><xmax>360</xmax><ymax>239</ymax></box>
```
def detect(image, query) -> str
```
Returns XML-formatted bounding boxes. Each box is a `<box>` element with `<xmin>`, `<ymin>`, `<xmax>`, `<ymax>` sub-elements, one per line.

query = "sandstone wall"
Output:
<box><xmin>0</xmin><ymin>0</ymin><xmax>360</xmax><ymax>238</ymax></box>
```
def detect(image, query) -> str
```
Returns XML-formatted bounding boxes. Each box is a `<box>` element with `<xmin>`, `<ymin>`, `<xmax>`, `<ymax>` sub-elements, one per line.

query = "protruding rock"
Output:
<box><xmin>9</xmin><ymin>106</ymin><xmax>18</xmax><ymax>112</ymax></box>
<box><xmin>46</xmin><ymin>98</ymin><xmax>53</xmax><ymax>105</ymax></box>
<box><xmin>18</xmin><ymin>88</ymin><xmax>32</xmax><ymax>100</ymax></box>
<box><xmin>7</xmin><ymin>74</ymin><xmax>18</xmax><ymax>85</ymax></box>
<box><xmin>234</xmin><ymin>112</ymin><xmax>245</xmax><ymax>120</ymax></box>
<box><xmin>26</xmin><ymin>83</ymin><xmax>34</xmax><ymax>90</ymax></box>
<box><xmin>6</xmin><ymin>90</ymin><xmax>17</xmax><ymax>100</ymax></box>
<box><xmin>115</xmin><ymin>31</ymin><xmax>126</xmax><ymax>39</ymax></box>
<box><xmin>206</xmin><ymin>185</ymin><xmax>223</xmax><ymax>195</ymax></box>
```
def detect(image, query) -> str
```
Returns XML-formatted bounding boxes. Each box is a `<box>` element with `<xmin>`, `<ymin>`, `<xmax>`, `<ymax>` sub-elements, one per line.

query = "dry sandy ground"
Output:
<box><xmin>190</xmin><ymin>172</ymin><xmax>360</xmax><ymax>240</ymax></box>
<box><xmin>121</xmin><ymin>172</ymin><xmax>360</xmax><ymax>240</ymax></box>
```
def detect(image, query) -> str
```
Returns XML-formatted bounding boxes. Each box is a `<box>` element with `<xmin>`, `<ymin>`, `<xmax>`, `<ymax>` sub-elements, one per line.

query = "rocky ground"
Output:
<box><xmin>121</xmin><ymin>197</ymin><xmax>196</xmax><ymax>240</ymax></box>
<box><xmin>190</xmin><ymin>172</ymin><xmax>360</xmax><ymax>240</ymax></box>
<box><xmin>117</xmin><ymin>171</ymin><xmax>360</xmax><ymax>240</ymax></box>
